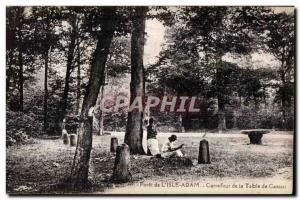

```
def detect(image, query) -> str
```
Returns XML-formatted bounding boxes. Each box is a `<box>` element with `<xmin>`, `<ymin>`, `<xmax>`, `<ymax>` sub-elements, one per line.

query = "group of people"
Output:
<box><xmin>146</xmin><ymin>118</ymin><xmax>184</xmax><ymax>158</ymax></box>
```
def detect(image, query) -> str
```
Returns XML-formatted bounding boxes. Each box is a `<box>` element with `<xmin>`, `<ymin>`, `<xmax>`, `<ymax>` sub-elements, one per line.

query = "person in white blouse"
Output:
<box><xmin>161</xmin><ymin>134</ymin><xmax>184</xmax><ymax>158</ymax></box>
<box><xmin>146</xmin><ymin>118</ymin><xmax>160</xmax><ymax>156</ymax></box>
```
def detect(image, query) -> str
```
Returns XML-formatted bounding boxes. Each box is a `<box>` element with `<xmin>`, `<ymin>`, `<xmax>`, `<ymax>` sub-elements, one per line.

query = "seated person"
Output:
<box><xmin>161</xmin><ymin>134</ymin><xmax>184</xmax><ymax>158</ymax></box>
<box><xmin>146</xmin><ymin>118</ymin><xmax>160</xmax><ymax>156</ymax></box>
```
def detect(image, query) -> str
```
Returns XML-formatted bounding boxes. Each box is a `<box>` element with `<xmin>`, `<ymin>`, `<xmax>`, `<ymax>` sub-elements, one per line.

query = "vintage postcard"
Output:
<box><xmin>6</xmin><ymin>6</ymin><xmax>295</xmax><ymax>195</ymax></box>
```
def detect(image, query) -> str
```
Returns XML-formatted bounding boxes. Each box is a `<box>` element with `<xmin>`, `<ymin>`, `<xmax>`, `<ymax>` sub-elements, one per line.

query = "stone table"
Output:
<box><xmin>241</xmin><ymin>129</ymin><xmax>271</xmax><ymax>144</ymax></box>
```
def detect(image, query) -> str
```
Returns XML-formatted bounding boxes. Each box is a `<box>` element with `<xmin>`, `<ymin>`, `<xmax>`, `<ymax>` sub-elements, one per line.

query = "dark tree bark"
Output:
<box><xmin>60</xmin><ymin>15</ymin><xmax>77</xmax><ymax>128</ymax></box>
<box><xmin>216</xmin><ymin>59</ymin><xmax>226</xmax><ymax>132</ymax></box>
<box><xmin>232</xmin><ymin>110</ymin><xmax>238</xmax><ymax>129</ymax></box>
<box><xmin>6</xmin><ymin>9</ymin><xmax>17</xmax><ymax>101</ymax></box>
<box><xmin>98</xmin><ymin>108</ymin><xmax>104</xmax><ymax>135</ymax></box>
<box><xmin>217</xmin><ymin>93</ymin><xmax>226</xmax><ymax>131</ymax></box>
<box><xmin>217</xmin><ymin>105</ymin><xmax>226</xmax><ymax>131</ymax></box>
<box><xmin>124</xmin><ymin>7</ymin><xmax>147</xmax><ymax>154</ymax></box>
<box><xmin>42</xmin><ymin>15</ymin><xmax>54</xmax><ymax>134</ymax></box>
<box><xmin>43</xmin><ymin>47</ymin><xmax>50</xmax><ymax>134</ymax></box>
<box><xmin>6</xmin><ymin>49</ymin><xmax>13</xmax><ymax>101</ymax></box>
<box><xmin>16</xmin><ymin>22</ymin><xmax>24</xmax><ymax>112</ymax></box>
<box><xmin>69</xmin><ymin>7</ymin><xmax>118</xmax><ymax>189</ymax></box>
<box><xmin>279</xmin><ymin>57</ymin><xmax>288</xmax><ymax>130</ymax></box>
<box><xmin>94</xmin><ymin>83</ymin><xmax>105</xmax><ymax>135</ymax></box>
<box><xmin>279</xmin><ymin>50</ymin><xmax>294</xmax><ymax>130</ymax></box>
<box><xmin>98</xmin><ymin>86</ymin><xmax>104</xmax><ymax>135</ymax></box>
<box><xmin>76</xmin><ymin>38</ymin><xmax>81</xmax><ymax>114</ymax></box>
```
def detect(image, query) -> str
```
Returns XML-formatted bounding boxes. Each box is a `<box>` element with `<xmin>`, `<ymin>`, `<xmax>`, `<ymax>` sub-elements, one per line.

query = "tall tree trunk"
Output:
<box><xmin>69</xmin><ymin>7</ymin><xmax>117</xmax><ymax>189</ymax></box>
<box><xmin>282</xmin><ymin>53</ymin><xmax>293</xmax><ymax>130</ymax></box>
<box><xmin>76</xmin><ymin>38</ymin><xmax>81</xmax><ymax>114</ymax></box>
<box><xmin>60</xmin><ymin>15</ymin><xmax>77</xmax><ymax>128</ymax></box>
<box><xmin>280</xmin><ymin>55</ymin><xmax>287</xmax><ymax>130</ymax></box>
<box><xmin>281</xmin><ymin>82</ymin><xmax>288</xmax><ymax>130</ymax></box>
<box><xmin>232</xmin><ymin>110</ymin><xmax>238</xmax><ymax>129</ymax></box>
<box><xmin>124</xmin><ymin>7</ymin><xmax>147</xmax><ymax>154</ymax></box>
<box><xmin>98</xmin><ymin>108</ymin><xmax>104</xmax><ymax>135</ymax></box>
<box><xmin>18</xmin><ymin>48</ymin><xmax>23</xmax><ymax>112</ymax></box>
<box><xmin>43</xmin><ymin>47</ymin><xmax>50</xmax><ymax>134</ymax></box>
<box><xmin>6</xmin><ymin>49</ymin><xmax>13</xmax><ymax>100</ymax></box>
<box><xmin>216</xmin><ymin>56</ymin><xmax>226</xmax><ymax>132</ymax></box>
<box><xmin>217</xmin><ymin>95</ymin><xmax>226</xmax><ymax>131</ymax></box>
<box><xmin>94</xmin><ymin>85</ymin><xmax>105</xmax><ymax>135</ymax></box>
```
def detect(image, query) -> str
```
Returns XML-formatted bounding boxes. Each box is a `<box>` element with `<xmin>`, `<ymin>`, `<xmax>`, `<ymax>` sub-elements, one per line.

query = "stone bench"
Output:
<box><xmin>241</xmin><ymin>129</ymin><xmax>271</xmax><ymax>144</ymax></box>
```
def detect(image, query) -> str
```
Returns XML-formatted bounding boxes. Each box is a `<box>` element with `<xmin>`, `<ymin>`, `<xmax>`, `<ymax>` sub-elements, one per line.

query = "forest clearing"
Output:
<box><xmin>7</xmin><ymin>131</ymin><xmax>293</xmax><ymax>194</ymax></box>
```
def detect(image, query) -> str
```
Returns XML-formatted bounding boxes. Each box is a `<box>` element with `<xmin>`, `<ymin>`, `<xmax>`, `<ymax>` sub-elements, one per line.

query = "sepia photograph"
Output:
<box><xmin>6</xmin><ymin>6</ymin><xmax>295</xmax><ymax>195</ymax></box>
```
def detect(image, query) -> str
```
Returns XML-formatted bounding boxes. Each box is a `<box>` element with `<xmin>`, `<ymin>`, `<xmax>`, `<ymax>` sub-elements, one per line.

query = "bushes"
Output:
<box><xmin>103</xmin><ymin>112</ymin><xmax>127</xmax><ymax>132</ymax></box>
<box><xmin>6</xmin><ymin>130</ymin><xmax>29</xmax><ymax>146</ymax></box>
<box><xmin>6</xmin><ymin>110</ymin><xmax>42</xmax><ymax>146</ymax></box>
<box><xmin>235</xmin><ymin>107</ymin><xmax>289</xmax><ymax>130</ymax></box>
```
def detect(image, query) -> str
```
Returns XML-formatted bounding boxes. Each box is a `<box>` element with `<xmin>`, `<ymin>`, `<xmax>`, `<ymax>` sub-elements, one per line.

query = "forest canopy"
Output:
<box><xmin>6</xmin><ymin>6</ymin><xmax>294</xmax><ymax>139</ymax></box>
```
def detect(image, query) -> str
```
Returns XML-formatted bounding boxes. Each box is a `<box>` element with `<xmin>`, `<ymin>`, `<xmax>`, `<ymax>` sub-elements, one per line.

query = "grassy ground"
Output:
<box><xmin>6</xmin><ymin>131</ymin><xmax>293</xmax><ymax>194</ymax></box>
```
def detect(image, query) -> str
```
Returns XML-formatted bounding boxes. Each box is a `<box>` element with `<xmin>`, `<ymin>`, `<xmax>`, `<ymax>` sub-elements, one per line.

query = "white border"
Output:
<box><xmin>1</xmin><ymin>0</ymin><xmax>298</xmax><ymax>200</ymax></box>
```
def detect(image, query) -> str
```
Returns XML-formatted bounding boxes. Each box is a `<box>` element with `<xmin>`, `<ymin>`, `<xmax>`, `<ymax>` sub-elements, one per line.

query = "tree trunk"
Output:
<box><xmin>6</xmin><ymin>49</ymin><xmax>13</xmax><ymax>101</ymax></box>
<box><xmin>18</xmin><ymin>48</ymin><xmax>24</xmax><ymax>112</ymax></box>
<box><xmin>217</xmin><ymin>110</ymin><xmax>226</xmax><ymax>131</ymax></box>
<box><xmin>43</xmin><ymin>47</ymin><xmax>50</xmax><ymax>134</ymax></box>
<box><xmin>279</xmin><ymin>53</ymin><xmax>289</xmax><ymax>130</ymax></box>
<box><xmin>232</xmin><ymin>110</ymin><xmax>238</xmax><ymax>129</ymax></box>
<box><xmin>98</xmin><ymin>109</ymin><xmax>104</xmax><ymax>135</ymax></box>
<box><xmin>178</xmin><ymin>114</ymin><xmax>185</xmax><ymax>132</ymax></box>
<box><xmin>69</xmin><ymin>7</ymin><xmax>117</xmax><ymax>189</ymax></box>
<box><xmin>76</xmin><ymin>38</ymin><xmax>81</xmax><ymax>114</ymax></box>
<box><xmin>124</xmin><ymin>7</ymin><xmax>147</xmax><ymax>154</ymax></box>
<box><xmin>281</xmin><ymin>90</ymin><xmax>287</xmax><ymax>130</ymax></box>
<box><xmin>98</xmin><ymin>85</ymin><xmax>105</xmax><ymax>135</ymax></box>
<box><xmin>216</xmin><ymin>58</ymin><xmax>226</xmax><ymax>132</ymax></box>
<box><xmin>60</xmin><ymin>15</ymin><xmax>77</xmax><ymax>129</ymax></box>
<box><xmin>94</xmin><ymin>84</ymin><xmax>105</xmax><ymax>135</ymax></box>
